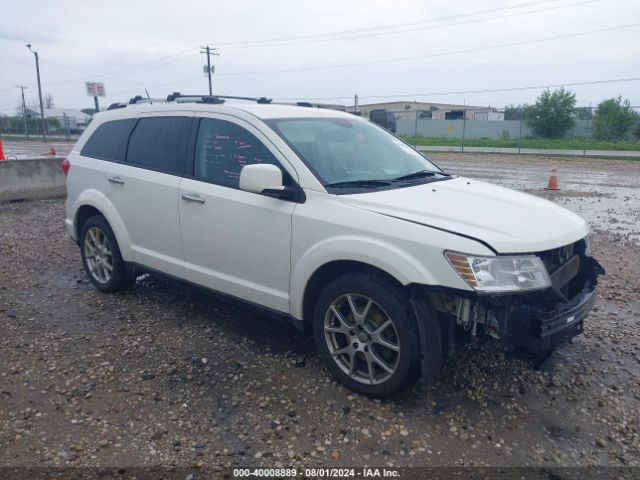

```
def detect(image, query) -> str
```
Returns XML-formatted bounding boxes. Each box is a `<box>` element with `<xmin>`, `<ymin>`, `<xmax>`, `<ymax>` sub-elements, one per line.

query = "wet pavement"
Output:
<box><xmin>3</xmin><ymin>142</ymin><xmax>638</xmax><ymax>246</ymax></box>
<box><xmin>1</xmin><ymin>153</ymin><xmax>639</xmax><ymax>472</ymax></box>
<box><xmin>432</xmin><ymin>153</ymin><xmax>640</xmax><ymax>245</ymax></box>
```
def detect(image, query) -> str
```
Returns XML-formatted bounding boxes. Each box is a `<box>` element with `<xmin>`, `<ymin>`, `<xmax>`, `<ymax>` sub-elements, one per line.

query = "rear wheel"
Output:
<box><xmin>80</xmin><ymin>215</ymin><xmax>134</xmax><ymax>292</ymax></box>
<box><xmin>312</xmin><ymin>272</ymin><xmax>421</xmax><ymax>397</ymax></box>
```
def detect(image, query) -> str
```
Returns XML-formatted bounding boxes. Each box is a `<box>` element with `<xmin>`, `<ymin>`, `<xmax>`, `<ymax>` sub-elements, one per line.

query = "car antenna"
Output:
<box><xmin>145</xmin><ymin>89</ymin><xmax>152</xmax><ymax>105</ymax></box>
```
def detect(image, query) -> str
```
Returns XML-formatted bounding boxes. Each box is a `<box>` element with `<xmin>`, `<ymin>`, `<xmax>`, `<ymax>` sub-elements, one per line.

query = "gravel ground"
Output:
<box><xmin>1</xmin><ymin>155</ymin><xmax>640</xmax><ymax>474</ymax></box>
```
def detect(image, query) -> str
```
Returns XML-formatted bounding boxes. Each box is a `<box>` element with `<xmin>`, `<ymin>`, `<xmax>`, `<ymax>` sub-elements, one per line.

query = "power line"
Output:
<box><xmin>11</xmin><ymin>0</ymin><xmax>605</xmax><ymax>94</ymax></box>
<box><xmin>92</xmin><ymin>75</ymin><xmax>640</xmax><ymax>105</ymax></box>
<box><xmin>218</xmin><ymin>0</ymin><xmax>562</xmax><ymax>47</ymax></box>
<box><xmin>272</xmin><ymin>76</ymin><xmax>640</xmax><ymax>101</ymax></box>
<box><xmin>43</xmin><ymin>46</ymin><xmax>200</xmax><ymax>87</ymax></box>
<box><xmin>218</xmin><ymin>22</ymin><xmax>640</xmax><ymax>76</ymax></box>
<box><xmin>221</xmin><ymin>0</ymin><xmax>605</xmax><ymax>48</ymax></box>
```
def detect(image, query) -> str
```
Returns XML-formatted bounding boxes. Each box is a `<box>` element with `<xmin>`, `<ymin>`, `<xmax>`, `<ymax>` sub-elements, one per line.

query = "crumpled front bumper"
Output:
<box><xmin>487</xmin><ymin>255</ymin><xmax>605</xmax><ymax>353</ymax></box>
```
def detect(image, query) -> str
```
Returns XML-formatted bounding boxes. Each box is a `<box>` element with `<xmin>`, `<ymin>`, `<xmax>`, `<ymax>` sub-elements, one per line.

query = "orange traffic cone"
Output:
<box><xmin>0</xmin><ymin>138</ymin><xmax>5</xmax><ymax>161</ymax></box>
<box><xmin>47</xmin><ymin>147</ymin><xmax>56</xmax><ymax>156</ymax></box>
<box><xmin>545</xmin><ymin>163</ymin><xmax>560</xmax><ymax>190</ymax></box>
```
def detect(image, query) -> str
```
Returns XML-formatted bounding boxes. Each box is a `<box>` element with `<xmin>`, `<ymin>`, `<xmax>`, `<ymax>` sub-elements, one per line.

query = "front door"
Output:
<box><xmin>178</xmin><ymin>115</ymin><xmax>297</xmax><ymax>313</ymax></box>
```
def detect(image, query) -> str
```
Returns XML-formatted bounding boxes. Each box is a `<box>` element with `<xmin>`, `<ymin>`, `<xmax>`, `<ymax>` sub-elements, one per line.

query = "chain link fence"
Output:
<box><xmin>0</xmin><ymin>111</ymin><xmax>88</xmax><ymax>141</ymax></box>
<box><xmin>370</xmin><ymin>105</ymin><xmax>640</xmax><ymax>154</ymax></box>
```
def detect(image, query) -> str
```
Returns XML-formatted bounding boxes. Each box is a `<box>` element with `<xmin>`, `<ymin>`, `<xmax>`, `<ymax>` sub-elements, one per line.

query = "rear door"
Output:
<box><xmin>178</xmin><ymin>114</ymin><xmax>297</xmax><ymax>313</ymax></box>
<box><xmin>69</xmin><ymin>119</ymin><xmax>134</xmax><ymax>238</ymax></box>
<box><xmin>106</xmin><ymin>112</ymin><xmax>192</xmax><ymax>278</ymax></box>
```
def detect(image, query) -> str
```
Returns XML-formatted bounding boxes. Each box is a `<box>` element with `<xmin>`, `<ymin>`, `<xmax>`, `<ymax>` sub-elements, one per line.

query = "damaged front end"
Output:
<box><xmin>411</xmin><ymin>238</ymin><xmax>605</xmax><ymax>384</ymax></box>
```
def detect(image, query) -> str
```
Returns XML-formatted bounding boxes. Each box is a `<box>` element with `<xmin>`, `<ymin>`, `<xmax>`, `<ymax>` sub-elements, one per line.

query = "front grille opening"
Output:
<box><xmin>537</xmin><ymin>239</ymin><xmax>588</xmax><ymax>301</ymax></box>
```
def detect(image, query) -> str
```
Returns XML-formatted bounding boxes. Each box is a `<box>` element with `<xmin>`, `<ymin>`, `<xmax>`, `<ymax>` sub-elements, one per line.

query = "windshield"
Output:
<box><xmin>265</xmin><ymin>117</ymin><xmax>447</xmax><ymax>191</ymax></box>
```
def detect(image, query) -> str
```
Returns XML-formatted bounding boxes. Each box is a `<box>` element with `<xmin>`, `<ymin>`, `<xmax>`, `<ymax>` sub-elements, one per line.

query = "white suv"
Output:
<box><xmin>64</xmin><ymin>94</ymin><xmax>603</xmax><ymax>396</ymax></box>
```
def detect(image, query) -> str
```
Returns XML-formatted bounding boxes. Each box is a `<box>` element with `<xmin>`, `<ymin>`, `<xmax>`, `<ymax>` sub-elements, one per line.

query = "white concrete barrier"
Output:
<box><xmin>0</xmin><ymin>157</ymin><xmax>66</xmax><ymax>202</ymax></box>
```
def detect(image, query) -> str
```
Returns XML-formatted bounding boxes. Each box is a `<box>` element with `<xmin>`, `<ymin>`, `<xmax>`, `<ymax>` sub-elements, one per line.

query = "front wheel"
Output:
<box><xmin>312</xmin><ymin>272</ymin><xmax>421</xmax><ymax>397</ymax></box>
<box><xmin>80</xmin><ymin>215</ymin><xmax>134</xmax><ymax>293</ymax></box>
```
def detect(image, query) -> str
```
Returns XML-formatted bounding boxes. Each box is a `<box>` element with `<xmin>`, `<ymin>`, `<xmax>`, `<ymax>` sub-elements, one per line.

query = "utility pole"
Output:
<box><xmin>200</xmin><ymin>45</ymin><xmax>219</xmax><ymax>95</ymax></box>
<box><xmin>518</xmin><ymin>104</ymin><xmax>525</xmax><ymax>154</ymax></box>
<box><xmin>16</xmin><ymin>85</ymin><xmax>29</xmax><ymax>139</ymax></box>
<box><xmin>461</xmin><ymin>99</ymin><xmax>467</xmax><ymax>153</ymax></box>
<box><xmin>26</xmin><ymin>44</ymin><xmax>46</xmax><ymax>141</ymax></box>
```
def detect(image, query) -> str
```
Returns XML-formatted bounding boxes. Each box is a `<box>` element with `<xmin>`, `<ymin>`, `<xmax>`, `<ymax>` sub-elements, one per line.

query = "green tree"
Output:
<box><xmin>593</xmin><ymin>96</ymin><xmax>638</xmax><ymax>141</ymax></box>
<box><xmin>526</xmin><ymin>88</ymin><xmax>576</xmax><ymax>138</ymax></box>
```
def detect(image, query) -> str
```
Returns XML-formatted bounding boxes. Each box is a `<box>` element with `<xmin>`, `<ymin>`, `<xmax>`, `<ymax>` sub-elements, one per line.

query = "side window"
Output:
<box><xmin>81</xmin><ymin>119</ymin><xmax>134</xmax><ymax>161</ymax></box>
<box><xmin>126</xmin><ymin>116</ymin><xmax>191</xmax><ymax>174</ymax></box>
<box><xmin>194</xmin><ymin>118</ymin><xmax>278</xmax><ymax>188</ymax></box>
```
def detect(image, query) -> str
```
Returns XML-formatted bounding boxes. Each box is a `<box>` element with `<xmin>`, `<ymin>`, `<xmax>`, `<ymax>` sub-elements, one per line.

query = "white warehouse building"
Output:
<box><xmin>347</xmin><ymin>101</ymin><xmax>504</xmax><ymax>121</ymax></box>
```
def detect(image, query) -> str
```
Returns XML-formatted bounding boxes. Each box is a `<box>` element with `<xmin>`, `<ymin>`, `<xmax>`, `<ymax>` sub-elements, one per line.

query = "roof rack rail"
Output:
<box><xmin>107</xmin><ymin>102</ymin><xmax>128</xmax><ymax>110</ymax></box>
<box><xmin>107</xmin><ymin>92</ymin><xmax>344</xmax><ymax>112</ymax></box>
<box><xmin>166</xmin><ymin>92</ymin><xmax>272</xmax><ymax>104</ymax></box>
<box><xmin>128</xmin><ymin>95</ymin><xmax>166</xmax><ymax>105</ymax></box>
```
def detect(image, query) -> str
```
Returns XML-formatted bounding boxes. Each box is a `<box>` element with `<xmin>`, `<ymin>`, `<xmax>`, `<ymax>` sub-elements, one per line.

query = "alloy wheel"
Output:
<box><xmin>323</xmin><ymin>293</ymin><xmax>401</xmax><ymax>385</ymax></box>
<box><xmin>83</xmin><ymin>227</ymin><xmax>113</xmax><ymax>284</ymax></box>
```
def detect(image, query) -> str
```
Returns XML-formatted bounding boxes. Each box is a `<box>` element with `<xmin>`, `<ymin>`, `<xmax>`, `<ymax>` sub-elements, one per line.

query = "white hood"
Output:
<box><xmin>339</xmin><ymin>177</ymin><xmax>588</xmax><ymax>254</ymax></box>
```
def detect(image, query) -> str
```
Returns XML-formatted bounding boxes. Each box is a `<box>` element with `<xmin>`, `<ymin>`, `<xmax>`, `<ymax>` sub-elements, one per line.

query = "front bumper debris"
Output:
<box><xmin>491</xmin><ymin>255</ymin><xmax>604</xmax><ymax>352</ymax></box>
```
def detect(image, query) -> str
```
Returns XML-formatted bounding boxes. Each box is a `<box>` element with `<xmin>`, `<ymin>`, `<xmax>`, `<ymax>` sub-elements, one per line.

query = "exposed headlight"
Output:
<box><xmin>445</xmin><ymin>251</ymin><xmax>551</xmax><ymax>292</ymax></box>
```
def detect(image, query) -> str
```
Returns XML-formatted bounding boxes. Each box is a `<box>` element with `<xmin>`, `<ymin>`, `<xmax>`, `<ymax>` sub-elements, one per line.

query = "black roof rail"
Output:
<box><xmin>166</xmin><ymin>92</ymin><xmax>224</xmax><ymax>104</ymax></box>
<box><xmin>217</xmin><ymin>95</ymin><xmax>272</xmax><ymax>104</ymax></box>
<box><xmin>107</xmin><ymin>102</ymin><xmax>127</xmax><ymax>110</ymax></box>
<box><xmin>166</xmin><ymin>92</ymin><xmax>272</xmax><ymax>104</ymax></box>
<box><xmin>109</xmin><ymin>92</ymin><xmax>344</xmax><ymax>111</ymax></box>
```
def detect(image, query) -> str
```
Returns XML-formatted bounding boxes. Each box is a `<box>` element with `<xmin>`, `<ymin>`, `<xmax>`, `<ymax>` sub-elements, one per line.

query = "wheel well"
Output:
<box><xmin>75</xmin><ymin>205</ymin><xmax>102</xmax><ymax>239</ymax></box>
<box><xmin>302</xmin><ymin>260</ymin><xmax>405</xmax><ymax>324</ymax></box>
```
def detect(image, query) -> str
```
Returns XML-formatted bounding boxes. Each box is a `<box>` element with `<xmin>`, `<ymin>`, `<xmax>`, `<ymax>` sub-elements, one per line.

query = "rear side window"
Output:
<box><xmin>81</xmin><ymin>119</ymin><xmax>134</xmax><ymax>161</ymax></box>
<box><xmin>126</xmin><ymin>117</ymin><xmax>191</xmax><ymax>174</ymax></box>
<box><xmin>193</xmin><ymin>118</ymin><xmax>278</xmax><ymax>188</ymax></box>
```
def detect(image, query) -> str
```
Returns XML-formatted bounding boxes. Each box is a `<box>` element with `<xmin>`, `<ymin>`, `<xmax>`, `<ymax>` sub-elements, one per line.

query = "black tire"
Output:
<box><xmin>312</xmin><ymin>272</ymin><xmax>421</xmax><ymax>397</ymax></box>
<box><xmin>80</xmin><ymin>215</ymin><xmax>135</xmax><ymax>293</ymax></box>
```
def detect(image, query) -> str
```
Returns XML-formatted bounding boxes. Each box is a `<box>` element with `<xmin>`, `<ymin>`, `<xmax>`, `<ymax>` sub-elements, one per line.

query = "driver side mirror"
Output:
<box><xmin>239</xmin><ymin>164</ymin><xmax>285</xmax><ymax>194</ymax></box>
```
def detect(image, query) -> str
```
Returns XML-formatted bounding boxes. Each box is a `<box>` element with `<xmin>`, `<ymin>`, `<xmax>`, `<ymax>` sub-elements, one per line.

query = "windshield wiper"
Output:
<box><xmin>324</xmin><ymin>179</ymin><xmax>392</xmax><ymax>188</ymax></box>
<box><xmin>391</xmin><ymin>170</ymin><xmax>450</xmax><ymax>182</ymax></box>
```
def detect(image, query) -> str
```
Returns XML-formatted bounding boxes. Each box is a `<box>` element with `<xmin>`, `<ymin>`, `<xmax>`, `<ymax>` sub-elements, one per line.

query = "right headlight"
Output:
<box><xmin>445</xmin><ymin>251</ymin><xmax>551</xmax><ymax>293</ymax></box>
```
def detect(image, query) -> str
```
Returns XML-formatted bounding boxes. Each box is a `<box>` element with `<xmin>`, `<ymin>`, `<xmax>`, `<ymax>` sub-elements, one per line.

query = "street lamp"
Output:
<box><xmin>26</xmin><ymin>43</ymin><xmax>46</xmax><ymax>141</ymax></box>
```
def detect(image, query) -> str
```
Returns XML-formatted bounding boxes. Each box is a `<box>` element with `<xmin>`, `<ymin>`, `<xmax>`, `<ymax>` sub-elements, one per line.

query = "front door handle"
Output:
<box><xmin>181</xmin><ymin>193</ymin><xmax>206</xmax><ymax>204</ymax></box>
<box><xmin>108</xmin><ymin>176</ymin><xmax>125</xmax><ymax>185</ymax></box>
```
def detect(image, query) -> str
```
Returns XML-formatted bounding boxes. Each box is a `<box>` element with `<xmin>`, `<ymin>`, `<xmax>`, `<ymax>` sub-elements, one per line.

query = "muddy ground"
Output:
<box><xmin>1</xmin><ymin>154</ymin><xmax>639</xmax><ymax>475</ymax></box>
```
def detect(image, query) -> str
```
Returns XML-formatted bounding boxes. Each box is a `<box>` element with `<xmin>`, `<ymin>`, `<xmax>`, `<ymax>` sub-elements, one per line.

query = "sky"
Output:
<box><xmin>1</xmin><ymin>0</ymin><xmax>639</xmax><ymax>115</ymax></box>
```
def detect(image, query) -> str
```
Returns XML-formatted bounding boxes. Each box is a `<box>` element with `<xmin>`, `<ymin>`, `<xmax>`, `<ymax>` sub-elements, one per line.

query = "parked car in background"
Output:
<box><xmin>63</xmin><ymin>94</ymin><xmax>603</xmax><ymax>396</ymax></box>
<box><xmin>369</xmin><ymin>108</ymin><xmax>397</xmax><ymax>133</ymax></box>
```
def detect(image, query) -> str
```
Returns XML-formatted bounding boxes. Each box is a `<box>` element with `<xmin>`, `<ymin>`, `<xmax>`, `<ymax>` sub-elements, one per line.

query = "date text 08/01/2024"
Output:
<box><xmin>232</xmin><ymin>467</ymin><xmax>401</xmax><ymax>478</ymax></box>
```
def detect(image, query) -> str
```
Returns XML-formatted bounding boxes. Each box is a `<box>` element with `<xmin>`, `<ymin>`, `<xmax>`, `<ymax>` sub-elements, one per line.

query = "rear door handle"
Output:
<box><xmin>181</xmin><ymin>193</ymin><xmax>206</xmax><ymax>204</ymax></box>
<box><xmin>108</xmin><ymin>176</ymin><xmax>125</xmax><ymax>185</ymax></box>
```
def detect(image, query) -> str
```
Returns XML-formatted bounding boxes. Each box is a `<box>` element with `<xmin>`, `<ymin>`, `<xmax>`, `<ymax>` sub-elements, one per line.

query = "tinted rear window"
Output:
<box><xmin>81</xmin><ymin>119</ymin><xmax>134</xmax><ymax>161</ymax></box>
<box><xmin>126</xmin><ymin>117</ymin><xmax>192</xmax><ymax>174</ymax></box>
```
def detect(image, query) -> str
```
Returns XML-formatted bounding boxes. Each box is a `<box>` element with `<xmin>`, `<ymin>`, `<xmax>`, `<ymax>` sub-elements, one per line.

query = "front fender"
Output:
<box><xmin>289</xmin><ymin>235</ymin><xmax>439</xmax><ymax>320</ymax></box>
